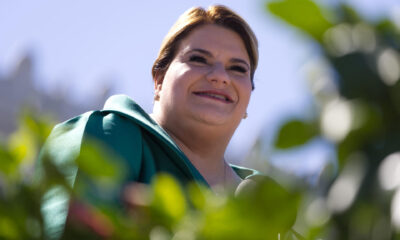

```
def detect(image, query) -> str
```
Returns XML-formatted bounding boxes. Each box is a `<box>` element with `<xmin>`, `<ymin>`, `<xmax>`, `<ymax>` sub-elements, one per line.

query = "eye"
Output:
<box><xmin>189</xmin><ymin>55</ymin><xmax>207</xmax><ymax>64</ymax></box>
<box><xmin>230</xmin><ymin>65</ymin><xmax>247</xmax><ymax>73</ymax></box>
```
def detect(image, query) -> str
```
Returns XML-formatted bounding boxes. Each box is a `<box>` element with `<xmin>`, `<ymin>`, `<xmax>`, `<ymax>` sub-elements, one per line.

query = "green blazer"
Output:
<box><xmin>38</xmin><ymin>94</ymin><xmax>259</xmax><ymax>239</ymax></box>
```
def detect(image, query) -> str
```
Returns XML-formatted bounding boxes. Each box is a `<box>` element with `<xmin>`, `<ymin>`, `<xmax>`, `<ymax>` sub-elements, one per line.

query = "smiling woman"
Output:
<box><xmin>37</xmin><ymin>5</ymin><xmax>263</xmax><ymax>239</ymax></box>
<box><xmin>152</xmin><ymin>24</ymin><xmax>253</xmax><ymax>187</ymax></box>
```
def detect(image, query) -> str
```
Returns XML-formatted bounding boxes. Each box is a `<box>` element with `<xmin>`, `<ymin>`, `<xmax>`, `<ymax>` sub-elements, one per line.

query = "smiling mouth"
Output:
<box><xmin>193</xmin><ymin>91</ymin><xmax>233</xmax><ymax>103</ymax></box>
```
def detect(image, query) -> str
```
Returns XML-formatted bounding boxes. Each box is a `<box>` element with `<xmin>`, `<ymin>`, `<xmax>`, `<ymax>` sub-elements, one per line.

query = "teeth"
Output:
<box><xmin>198</xmin><ymin>92</ymin><xmax>228</xmax><ymax>101</ymax></box>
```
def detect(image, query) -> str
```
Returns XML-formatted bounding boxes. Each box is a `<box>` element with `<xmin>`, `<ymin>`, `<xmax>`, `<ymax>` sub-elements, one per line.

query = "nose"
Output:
<box><xmin>206</xmin><ymin>63</ymin><xmax>231</xmax><ymax>87</ymax></box>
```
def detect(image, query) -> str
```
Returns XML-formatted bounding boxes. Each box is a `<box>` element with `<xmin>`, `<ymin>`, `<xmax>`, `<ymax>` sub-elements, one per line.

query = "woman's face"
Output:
<box><xmin>154</xmin><ymin>24</ymin><xmax>252</xmax><ymax>130</ymax></box>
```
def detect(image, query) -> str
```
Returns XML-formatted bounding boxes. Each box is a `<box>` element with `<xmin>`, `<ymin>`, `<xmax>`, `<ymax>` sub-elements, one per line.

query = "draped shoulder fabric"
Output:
<box><xmin>36</xmin><ymin>94</ymin><xmax>259</xmax><ymax>239</ymax></box>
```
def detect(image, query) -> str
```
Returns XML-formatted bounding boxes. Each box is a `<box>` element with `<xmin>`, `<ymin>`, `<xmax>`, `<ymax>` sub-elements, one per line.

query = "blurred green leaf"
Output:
<box><xmin>275</xmin><ymin>119</ymin><xmax>318</xmax><ymax>149</ymax></box>
<box><xmin>238</xmin><ymin>176</ymin><xmax>300</xmax><ymax>233</ymax></box>
<box><xmin>152</xmin><ymin>174</ymin><xmax>187</xmax><ymax>225</ymax></box>
<box><xmin>76</xmin><ymin>139</ymin><xmax>125</xmax><ymax>185</ymax></box>
<box><xmin>330</xmin><ymin>52</ymin><xmax>386</xmax><ymax>101</ymax></box>
<box><xmin>21</xmin><ymin>113</ymin><xmax>53</xmax><ymax>144</ymax></box>
<box><xmin>2</xmin><ymin>113</ymin><xmax>54</xmax><ymax>180</ymax></box>
<box><xmin>0</xmin><ymin>217</ymin><xmax>19</xmax><ymax>239</ymax></box>
<box><xmin>200</xmin><ymin>176</ymin><xmax>300</xmax><ymax>239</ymax></box>
<box><xmin>0</xmin><ymin>146</ymin><xmax>16</xmax><ymax>175</ymax></box>
<box><xmin>267</xmin><ymin>0</ymin><xmax>334</xmax><ymax>41</ymax></box>
<box><xmin>187</xmin><ymin>182</ymin><xmax>208</xmax><ymax>210</ymax></box>
<box><xmin>8</xmin><ymin>128</ymin><xmax>36</xmax><ymax>166</ymax></box>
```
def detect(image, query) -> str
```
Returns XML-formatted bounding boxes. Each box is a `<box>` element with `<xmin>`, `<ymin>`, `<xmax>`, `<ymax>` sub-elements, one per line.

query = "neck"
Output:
<box><xmin>166</xmin><ymin>124</ymin><xmax>229</xmax><ymax>187</ymax></box>
<box><xmin>150</xmin><ymin>113</ymin><xmax>237</xmax><ymax>188</ymax></box>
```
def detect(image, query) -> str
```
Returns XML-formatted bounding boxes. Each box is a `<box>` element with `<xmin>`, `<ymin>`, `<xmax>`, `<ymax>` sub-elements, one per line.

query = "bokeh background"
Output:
<box><xmin>1</xmin><ymin>0</ymin><xmax>398</xmax><ymax>183</ymax></box>
<box><xmin>3</xmin><ymin>0</ymin><xmax>400</xmax><ymax>239</ymax></box>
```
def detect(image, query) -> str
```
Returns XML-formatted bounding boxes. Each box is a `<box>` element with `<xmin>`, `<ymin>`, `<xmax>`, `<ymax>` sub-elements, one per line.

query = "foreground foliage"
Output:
<box><xmin>0</xmin><ymin>114</ymin><xmax>302</xmax><ymax>240</ymax></box>
<box><xmin>269</xmin><ymin>0</ymin><xmax>400</xmax><ymax>239</ymax></box>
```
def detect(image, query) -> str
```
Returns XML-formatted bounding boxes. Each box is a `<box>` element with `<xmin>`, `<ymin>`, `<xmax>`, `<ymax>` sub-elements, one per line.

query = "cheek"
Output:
<box><xmin>241</xmin><ymin>92</ymin><xmax>251</xmax><ymax>111</ymax></box>
<box><xmin>161</xmin><ymin>64</ymin><xmax>193</xmax><ymax>99</ymax></box>
<box><xmin>237</xmin><ymin>79</ymin><xmax>252</xmax><ymax>104</ymax></box>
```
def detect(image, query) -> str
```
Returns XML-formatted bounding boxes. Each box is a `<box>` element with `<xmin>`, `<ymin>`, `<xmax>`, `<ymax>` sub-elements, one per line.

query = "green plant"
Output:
<box><xmin>0</xmin><ymin>113</ymin><xmax>302</xmax><ymax>239</ymax></box>
<box><xmin>268</xmin><ymin>0</ymin><xmax>400</xmax><ymax>239</ymax></box>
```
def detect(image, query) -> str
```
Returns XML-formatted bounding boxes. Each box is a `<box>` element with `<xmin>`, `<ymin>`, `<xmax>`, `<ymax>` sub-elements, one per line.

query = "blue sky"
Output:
<box><xmin>1</xmin><ymin>0</ymin><xmax>398</xmax><ymax>177</ymax></box>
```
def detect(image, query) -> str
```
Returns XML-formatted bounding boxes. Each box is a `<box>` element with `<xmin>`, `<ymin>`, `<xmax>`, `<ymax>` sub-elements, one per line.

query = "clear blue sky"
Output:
<box><xmin>1</xmin><ymin>0</ymin><xmax>398</xmax><ymax>178</ymax></box>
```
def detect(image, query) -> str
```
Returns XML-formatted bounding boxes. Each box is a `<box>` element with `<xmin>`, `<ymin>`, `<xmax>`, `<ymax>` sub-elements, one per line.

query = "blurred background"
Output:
<box><xmin>4</xmin><ymin>0</ymin><xmax>400</xmax><ymax>239</ymax></box>
<box><xmin>0</xmin><ymin>0</ymin><xmax>398</xmax><ymax>184</ymax></box>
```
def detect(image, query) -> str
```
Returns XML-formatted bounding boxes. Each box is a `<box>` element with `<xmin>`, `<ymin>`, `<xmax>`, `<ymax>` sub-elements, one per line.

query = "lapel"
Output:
<box><xmin>101</xmin><ymin>94</ymin><xmax>209</xmax><ymax>186</ymax></box>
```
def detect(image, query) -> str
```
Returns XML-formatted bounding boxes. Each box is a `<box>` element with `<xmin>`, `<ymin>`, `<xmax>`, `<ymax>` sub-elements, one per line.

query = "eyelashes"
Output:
<box><xmin>189</xmin><ymin>55</ymin><xmax>207</xmax><ymax>64</ymax></box>
<box><xmin>188</xmin><ymin>55</ymin><xmax>248</xmax><ymax>74</ymax></box>
<box><xmin>229</xmin><ymin>65</ymin><xmax>247</xmax><ymax>73</ymax></box>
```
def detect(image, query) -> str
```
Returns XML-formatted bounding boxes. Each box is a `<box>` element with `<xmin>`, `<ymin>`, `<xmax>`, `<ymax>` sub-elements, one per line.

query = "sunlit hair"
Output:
<box><xmin>151</xmin><ymin>5</ymin><xmax>259</xmax><ymax>90</ymax></box>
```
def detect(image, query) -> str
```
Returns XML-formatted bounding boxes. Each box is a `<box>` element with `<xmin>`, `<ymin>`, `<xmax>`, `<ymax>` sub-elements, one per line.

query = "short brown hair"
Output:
<box><xmin>151</xmin><ymin>5</ymin><xmax>259</xmax><ymax>90</ymax></box>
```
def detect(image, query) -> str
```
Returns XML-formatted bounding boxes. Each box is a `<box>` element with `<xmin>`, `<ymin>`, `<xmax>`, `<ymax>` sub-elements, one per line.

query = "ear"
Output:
<box><xmin>154</xmin><ymin>72</ymin><xmax>164</xmax><ymax>101</ymax></box>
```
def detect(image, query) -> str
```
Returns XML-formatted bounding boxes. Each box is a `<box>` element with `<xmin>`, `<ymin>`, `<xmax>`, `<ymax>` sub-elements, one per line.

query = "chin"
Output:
<box><xmin>191</xmin><ymin>111</ymin><xmax>238</xmax><ymax>127</ymax></box>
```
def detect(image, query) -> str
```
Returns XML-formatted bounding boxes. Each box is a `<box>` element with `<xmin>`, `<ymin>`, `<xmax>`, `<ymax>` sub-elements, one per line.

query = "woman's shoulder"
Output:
<box><xmin>44</xmin><ymin>95</ymin><xmax>146</xmax><ymax>152</ymax></box>
<box><xmin>101</xmin><ymin>94</ymin><xmax>154</xmax><ymax>125</ymax></box>
<box><xmin>41</xmin><ymin>95</ymin><xmax>182</xmax><ymax>175</ymax></box>
<box><xmin>39</xmin><ymin>95</ymin><xmax>151</xmax><ymax>178</ymax></box>
<box><xmin>48</xmin><ymin>94</ymin><xmax>158</xmax><ymax>142</ymax></box>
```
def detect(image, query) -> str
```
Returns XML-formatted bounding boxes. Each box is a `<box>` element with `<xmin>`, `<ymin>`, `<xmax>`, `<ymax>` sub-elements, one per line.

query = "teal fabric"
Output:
<box><xmin>38</xmin><ymin>94</ymin><xmax>259</xmax><ymax>239</ymax></box>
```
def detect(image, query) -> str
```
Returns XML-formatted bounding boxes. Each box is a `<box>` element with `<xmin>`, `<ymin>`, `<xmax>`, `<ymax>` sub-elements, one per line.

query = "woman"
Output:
<box><xmin>150</xmin><ymin>5</ymin><xmax>258</xmax><ymax>189</ymax></box>
<box><xmin>38</xmin><ymin>5</ymin><xmax>260</xmax><ymax>239</ymax></box>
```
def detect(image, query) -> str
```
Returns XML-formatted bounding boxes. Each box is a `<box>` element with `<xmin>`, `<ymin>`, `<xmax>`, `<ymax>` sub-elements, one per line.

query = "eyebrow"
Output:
<box><xmin>187</xmin><ymin>48</ymin><xmax>250</xmax><ymax>70</ymax></box>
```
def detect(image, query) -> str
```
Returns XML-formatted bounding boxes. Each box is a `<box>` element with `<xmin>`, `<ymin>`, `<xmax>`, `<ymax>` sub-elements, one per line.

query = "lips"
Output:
<box><xmin>193</xmin><ymin>90</ymin><xmax>233</xmax><ymax>103</ymax></box>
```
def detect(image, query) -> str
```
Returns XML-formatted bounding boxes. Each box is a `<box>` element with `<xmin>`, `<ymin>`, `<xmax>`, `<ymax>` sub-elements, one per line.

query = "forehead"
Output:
<box><xmin>177</xmin><ymin>24</ymin><xmax>250</xmax><ymax>62</ymax></box>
